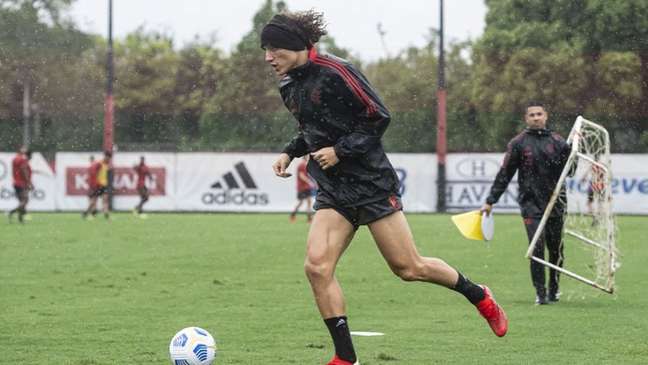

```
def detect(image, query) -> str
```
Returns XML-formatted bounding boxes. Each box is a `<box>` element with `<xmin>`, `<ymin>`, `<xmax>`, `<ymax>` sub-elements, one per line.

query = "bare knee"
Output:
<box><xmin>390</xmin><ymin>261</ymin><xmax>425</xmax><ymax>282</ymax></box>
<box><xmin>304</xmin><ymin>258</ymin><xmax>333</xmax><ymax>283</ymax></box>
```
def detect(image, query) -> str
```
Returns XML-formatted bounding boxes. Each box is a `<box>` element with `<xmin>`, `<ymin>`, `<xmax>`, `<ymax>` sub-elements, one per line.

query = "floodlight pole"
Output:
<box><xmin>105</xmin><ymin>0</ymin><xmax>115</xmax><ymax>209</ymax></box>
<box><xmin>436</xmin><ymin>0</ymin><xmax>447</xmax><ymax>213</ymax></box>
<box><xmin>104</xmin><ymin>0</ymin><xmax>114</xmax><ymax>153</ymax></box>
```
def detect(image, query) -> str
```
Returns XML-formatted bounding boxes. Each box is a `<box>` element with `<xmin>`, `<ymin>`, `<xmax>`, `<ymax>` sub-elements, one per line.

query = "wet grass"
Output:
<box><xmin>1</xmin><ymin>213</ymin><xmax>646</xmax><ymax>364</ymax></box>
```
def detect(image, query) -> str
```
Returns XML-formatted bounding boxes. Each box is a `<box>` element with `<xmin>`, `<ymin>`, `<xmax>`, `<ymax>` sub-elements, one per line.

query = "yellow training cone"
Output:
<box><xmin>451</xmin><ymin>210</ymin><xmax>484</xmax><ymax>241</ymax></box>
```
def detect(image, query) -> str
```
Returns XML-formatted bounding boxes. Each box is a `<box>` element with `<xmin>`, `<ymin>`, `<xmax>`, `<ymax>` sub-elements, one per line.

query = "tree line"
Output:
<box><xmin>1</xmin><ymin>0</ymin><xmax>647</xmax><ymax>155</ymax></box>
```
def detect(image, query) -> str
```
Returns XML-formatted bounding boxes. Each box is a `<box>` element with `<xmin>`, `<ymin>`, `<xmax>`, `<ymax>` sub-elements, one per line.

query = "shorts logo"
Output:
<box><xmin>388</xmin><ymin>195</ymin><xmax>401</xmax><ymax>210</ymax></box>
<box><xmin>203</xmin><ymin>162</ymin><xmax>268</xmax><ymax>206</ymax></box>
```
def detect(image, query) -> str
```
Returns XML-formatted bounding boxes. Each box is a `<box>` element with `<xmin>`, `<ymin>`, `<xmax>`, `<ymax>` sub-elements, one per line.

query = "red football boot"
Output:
<box><xmin>327</xmin><ymin>355</ymin><xmax>359</xmax><ymax>365</ymax></box>
<box><xmin>476</xmin><ymin>285</ymin><xmax>508</xmax><ymax>337</ymax></box>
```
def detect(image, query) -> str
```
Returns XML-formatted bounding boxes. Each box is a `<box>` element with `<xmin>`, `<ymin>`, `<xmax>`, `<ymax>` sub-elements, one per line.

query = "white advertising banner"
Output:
<box><xmin>0</xmin><ymin>152</ymin><xmax>56</xmax><ymax>211</ymax></box>
<box><xmin>387</xmin><ymin>153</ymin><xmax>437</xmax><ymax>212</ymax></box>
<box><xmin>174</xmin><ymin>153</ymin><xmax>296</xmax><ymax>212</ymax></box>
<box><xmin>55</xmin><ymin>152</ymin><xmax>176</xmax><ymax>211</ymax></box>
<box><xmin>5</xmin><ymin>151</ymin><xmax>644</xmax><ymax>214</ymax></box>
<box><xmin>445</xmin><ymin>153</ymin><xmax>517</xmax><ymax>213</ymax></box>
<box><xmin>173</xmin><ymin>153</ymin><xmax>441</xmax><ymax>212</ymax></box>
<box><xmin>565</xmin><ymin>155</ymin><xmax>648</xmax><ymax>215</ymax></box>
<box><xmin>445</xmin><ymin>153</ymin><xmax>648</xmax><ymax>215</ymax></box>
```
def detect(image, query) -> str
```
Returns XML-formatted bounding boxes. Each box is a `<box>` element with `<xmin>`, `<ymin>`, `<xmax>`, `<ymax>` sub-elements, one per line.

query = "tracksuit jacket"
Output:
<box><xmin>279</xmin><ymin>50</ymin><xmax>400</xmax><ymax>207</ymax></box>
<box><xmin>486</xmin><ymin>127</ymin><xmax>572</xmax><ymax>218</ymax></box>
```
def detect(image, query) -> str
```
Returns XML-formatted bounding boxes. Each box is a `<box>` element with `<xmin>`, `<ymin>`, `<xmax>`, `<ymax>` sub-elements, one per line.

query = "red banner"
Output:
<box><xmin>65</xmin><ymin>167</ymin><xmax>166</xmax><ymax>196</ymax></box>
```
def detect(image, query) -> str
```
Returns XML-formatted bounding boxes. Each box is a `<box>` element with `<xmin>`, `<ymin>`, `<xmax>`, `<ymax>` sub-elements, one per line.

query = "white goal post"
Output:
<box><xmin>525</xmin><ymin>116</ymin><xmax>618</xmax><ymax>294</ymax></box>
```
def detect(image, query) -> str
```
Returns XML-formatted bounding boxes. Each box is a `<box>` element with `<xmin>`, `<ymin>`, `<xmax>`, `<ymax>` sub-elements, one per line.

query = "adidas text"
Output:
<box><xmin>202</xmin><ymin>190</ymin><xmax>269</xmax><ymax>205</ymax></box>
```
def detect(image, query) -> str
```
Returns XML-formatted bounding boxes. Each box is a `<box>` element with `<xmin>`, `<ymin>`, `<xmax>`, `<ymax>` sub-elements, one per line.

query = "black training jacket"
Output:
<box><xmin>486</xmin><ymin>128</ymin><xmax>571</xmax><ymax>218</ymax></box>
<box><xmin>279</xmin><ymin>51</ymin><xmax>400</xmax><ymax>207</ymax></box>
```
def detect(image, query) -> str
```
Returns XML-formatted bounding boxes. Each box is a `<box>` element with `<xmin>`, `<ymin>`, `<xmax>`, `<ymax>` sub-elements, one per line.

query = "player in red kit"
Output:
<box><xmin>290</xmin><ymin>156</ymin><xmax>316</xmax><ymax>222</ymax></box>
<box><xmin>133</xmin><ymin>156</ymin><xmax>152</xmax><ymax>218</ymax></box>
<box><xmin>8</xmin><ymin>146</ymin><xmax>33</xmax><ymax>224</ymax></box>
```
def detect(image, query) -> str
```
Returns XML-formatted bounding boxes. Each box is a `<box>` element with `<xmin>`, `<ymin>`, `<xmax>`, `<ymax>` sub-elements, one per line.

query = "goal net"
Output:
<box><xmin>525</xmin><ymin>116</ymin><xmax>619</xmax><ymax>293</ymax></box>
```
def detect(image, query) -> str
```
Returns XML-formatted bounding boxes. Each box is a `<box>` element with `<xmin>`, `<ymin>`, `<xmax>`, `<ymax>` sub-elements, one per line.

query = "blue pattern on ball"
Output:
<box><xmin>193</xmin><ymin>344</ymin><xmax>209</xmax><ymax>362</ymax></box>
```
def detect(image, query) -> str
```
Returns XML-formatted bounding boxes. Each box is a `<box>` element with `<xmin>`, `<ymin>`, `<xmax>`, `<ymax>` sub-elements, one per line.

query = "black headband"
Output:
<box><xmin>260</xmin><ymin>15</ymin><xmax>310</xmax><ymax>51</ymax></box>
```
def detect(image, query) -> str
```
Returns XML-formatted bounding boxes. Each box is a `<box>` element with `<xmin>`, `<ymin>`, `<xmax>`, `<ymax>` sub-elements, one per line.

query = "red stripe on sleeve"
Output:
<box><xmin>313</xmin><ymin>56</ymin><xmax>377</xmax><ymax>115</ymax></box>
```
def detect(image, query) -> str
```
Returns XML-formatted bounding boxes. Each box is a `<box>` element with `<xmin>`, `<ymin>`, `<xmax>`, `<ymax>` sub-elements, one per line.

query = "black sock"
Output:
<box><xmin>324</xmin><ymin>316</ymin><xmax>357</xmax><ymax>363</ymax></box>
<box><xmin>452</xmin><ymin>272</ymin><xmax>485</xmax><ymax>305</ymax></box>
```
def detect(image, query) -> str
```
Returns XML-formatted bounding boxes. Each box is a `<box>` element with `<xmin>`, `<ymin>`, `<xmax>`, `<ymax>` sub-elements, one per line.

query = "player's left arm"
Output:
<box><xmin>313</xmin><ymin>67</ymin><xmax>390</xmax><ymax>170</ymax></box>
<box><xmin>331</xmin><ymin>66</ymin><xmax>391</xmax><ymax>158</ymax></box>
<box><xmin>20</xmin><ymin>163</ymin><xmax>33</xmax><ymax>190</ymax></box>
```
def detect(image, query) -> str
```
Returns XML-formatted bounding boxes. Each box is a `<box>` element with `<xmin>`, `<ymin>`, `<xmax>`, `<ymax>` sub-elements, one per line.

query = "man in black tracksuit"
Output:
<box><xmin>481</xmin><ymin>102</ymin><xmax>572</xmax><ymax>305</ymax></box>
<box><xmin>262</xmin><ymin>11</ymin><xmax>507</xmax><ymax>365</ymax></box>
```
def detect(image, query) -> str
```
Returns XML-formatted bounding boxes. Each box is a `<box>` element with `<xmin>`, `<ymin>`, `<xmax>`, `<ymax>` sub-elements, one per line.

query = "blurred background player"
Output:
<box><xmin>8</xmin><ymin>146</ymin><xmax>33</xmax><ymax>223</ymax></box>
<box><xmin>481</xmin><ymin>102</ymin><xmax>571</xmax><ymax>305</ymax></box>
<box><xmin>83</xmin><ymin>151</ymin><xmax>112</xmax><ymax>220</ymax></box>
<box><xmin>133</xmin><ymin>156</ymin><xmax>152</xmax><ymax>218</ymax></box>
<box><xmin>85</xmin><ymin>155</ymin><xmax>98</xmax><ymax>217</ymax></box>
<box><xmin>290</xmin><ymin>155</ymin><xmax>316</xmax><ymax>223</ymax></box>
<box><xmin>583</xmin><ymin>153</ymin><xmax>606</xmax><ymax>225</ymax></box>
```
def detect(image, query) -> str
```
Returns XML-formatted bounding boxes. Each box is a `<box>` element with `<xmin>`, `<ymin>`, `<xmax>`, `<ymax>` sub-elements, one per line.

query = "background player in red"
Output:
<box><xmin>8</xmin><ymin>146</ymin><xmax>32</xmax><ymax>223</ymax></box>
<box><xmin>133</xmin><ymin>156</ymin><xmax>152</xmax><ymax>217</ymax></box>
<box><xmin>290</xmin><ymin>155</ymin><xmax>316</xmax><ymax>222</ymax></box>
<box><xmin>584</xmin><ymin>154</ymin><xmax>606</xmax><ymax>225</ymax></box>
<box><xmin>83</xmin><ymin>151</ymin><xmax>112</xmax><ymax>220</ymax></box>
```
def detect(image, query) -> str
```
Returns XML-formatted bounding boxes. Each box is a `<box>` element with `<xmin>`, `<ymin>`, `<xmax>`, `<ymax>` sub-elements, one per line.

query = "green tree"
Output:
<box><xmin>174</xmin><ymin>40</ymin><xmax>226</xmax><ymax>145</ymax></box>
<box><xmin>366</xmin><ymin>31</ymin><xmax>477</xmax><ymax>152</ymax></box>
<box><xmin>585</xmin><ymin>0</ymin><xmax>648</xmax><ymax>117</ymax></box>
<box><xmin>112</xmin><ymin>28</ymin><xmax>181</xmax><ymax>148</ymax></box>
<box><xmin>0</xmin><ymin>0</ymin><xmax>97</xmax><ymax>151</ymax></box>
<box><xmin>472</xmin><ymin>0</ymin><xmax>646</xmax><ymax>151</ymax></box>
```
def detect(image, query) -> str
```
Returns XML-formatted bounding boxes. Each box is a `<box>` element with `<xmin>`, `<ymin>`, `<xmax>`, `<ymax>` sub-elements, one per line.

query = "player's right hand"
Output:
<box><xmin>272</xmin><ymin>153</ymin><xmax>293</xmax><ymax>178</ymax></box>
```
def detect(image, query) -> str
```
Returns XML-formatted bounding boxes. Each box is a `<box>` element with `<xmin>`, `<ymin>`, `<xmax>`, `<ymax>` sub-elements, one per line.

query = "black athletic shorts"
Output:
<box><xmin>89</xmin><ymin>186</ymin><xmax>108</xmax><ymax>198</ymax></box>
<box><xmin>314</xmin><ymin>191</ymin><xmax>403</xmax><ymax>229</ymax></box>
<box><xmin>587</xmin><ymin>186</ymin><xmax>594</xmax><ymax>203</ymax></box>
<box><xmin>14</xmin><ymin>186</ymin><xmax>28</xmax><ymax>200</ymax></box>
<box><xmin>138</xmin><ymin>186</ymin><xmax>149</xmax><ymax>197</ymax></box>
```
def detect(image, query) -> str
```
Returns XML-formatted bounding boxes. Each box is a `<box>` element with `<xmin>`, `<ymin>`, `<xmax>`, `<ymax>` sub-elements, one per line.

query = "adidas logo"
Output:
<box><xmin>202</xmin><ymin>161</ymin><xmax>269</xmax><ymax>206</ymax></box>
<box><xmin>211</xmin><ymin>162</ymin><xmax>257</xmax><ymax>189</ymax></box>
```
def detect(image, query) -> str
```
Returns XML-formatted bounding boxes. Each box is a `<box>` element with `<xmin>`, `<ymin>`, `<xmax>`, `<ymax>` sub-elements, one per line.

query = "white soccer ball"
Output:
<box><xmin>169</xmin><ymin>327</ymin><xmax>217</xmax><ymax>365</ymax></box>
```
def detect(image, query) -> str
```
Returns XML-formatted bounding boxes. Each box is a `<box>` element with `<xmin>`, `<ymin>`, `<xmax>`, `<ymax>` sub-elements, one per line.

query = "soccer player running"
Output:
<box><xmin>481</xmin><ymin>102</ymin><xmax>572</xmax><ymax>305</ymax></box>
<box><xmin>262</xmin><ymin>11</ymin><xmax>507</xmax><ymax>365</ymax></box>
<box><xmin>290</xmin><ymin>155</ymin><xmax>316</xmax><ymax>223</ymax></box>
<box><xmin>8</xmin><ymin>146</ymin><xmax>33</xmax><ymax>224</ymax></box>
<box><xmin>133</xmin><ymin>156</ymin><xmax>152</xmax><ymax>218</ymax></box>
<box><xmin>583</xmin><ymin>154</ymin><xmax>606</xmax><ymax>226</ymax></box>
<box><xmin>83</xmin><ymin>151</ymin><xmax>112</xmax><ymax>220</ymax></box>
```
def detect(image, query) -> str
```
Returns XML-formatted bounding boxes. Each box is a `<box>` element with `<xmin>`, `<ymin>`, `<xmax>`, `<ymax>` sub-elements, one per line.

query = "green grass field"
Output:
<box><xmin>1</xmin><ymin>213</ymin><xmax>646</xmax><ymax>364</ymax></box>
